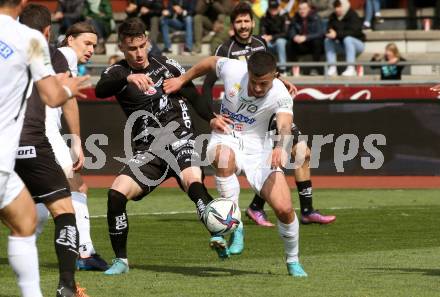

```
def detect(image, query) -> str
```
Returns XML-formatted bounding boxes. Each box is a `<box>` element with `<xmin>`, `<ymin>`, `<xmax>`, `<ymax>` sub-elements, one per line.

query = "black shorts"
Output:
<box><xmin>119</xmin><ymin>102</ymin><xmax>201</xmax><ymax>200</ymax></box>
<box><xmin>15</xmin><ymin>141</ymin><xmax>71</xmax><ymax>204</ymax></box>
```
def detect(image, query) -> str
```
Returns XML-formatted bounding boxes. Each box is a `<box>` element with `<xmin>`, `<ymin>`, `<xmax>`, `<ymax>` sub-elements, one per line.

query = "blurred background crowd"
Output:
<box><xmin>45</xmin><ymin>0</ymin><xmax>440</xmax><ymax>77</ymax></box>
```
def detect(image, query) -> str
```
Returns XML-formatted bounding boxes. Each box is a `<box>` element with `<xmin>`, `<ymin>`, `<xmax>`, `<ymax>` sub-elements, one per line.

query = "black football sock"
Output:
<box><xmin>107</xmin><ymin>189</ymin><xmax>129</xmax><ymax>259</ymax></box>
<box><xmin>296</xmin><ymin>180</ymin><xmax>314</xmax><ymax>215</ymax></box>
<box><xmin>54</xmin><ymin>213</ymin><xmax>79</xmax><ymax>290</ymax></box>
<box><xmin>249</xmin><ymin>194</ymin><xmax>266</xmax><ymax>211</ymax></box>
<box><xmin>187</xmin><ymin>182</ymin><xmax>213</xmax><ymax>220</ymax></box>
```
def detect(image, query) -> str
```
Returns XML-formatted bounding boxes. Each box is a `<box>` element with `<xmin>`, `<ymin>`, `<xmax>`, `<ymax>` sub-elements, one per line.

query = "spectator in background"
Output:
<box><xmin>407</xmin><ymin>0</ymin><xmax>440</xmax><ymax>30</ymax></box>
<box><xmin>53</xmin><ymin>0</ymin><xmax>85</xmax><ymax>36</ymax></box>
<box><xmin>83</xmin><ymin>0</ymin><xmax>114</xmax><ymax>54</ymax></box>
<box><xmin>363</xmin><ymin>0</ymin><xmax>383</xmax><ymax>30</ymax></box>
<box><xmin>324</xmin><ymin>0</ymin><xmax>365</xmax><ymax>76</ymax></box>
<box><xmin>108</xmin><ymin>54</ymin><xmax>123</xmax><ymax>65</ymax></box>
<box><xmin>310</xmin><ymin>0</ymin><xmax>332</xmax><ymax>20</ymax></box>
<box><xmin>279</xmin><ymin>0</ymin><xmax>298</xmax><ymax>18</ymax></box>
<box><xmin>287</xmin><ymin>0</ymin><xmax>324</xmax><ymax>75</ymax></box>
<box><xmin>371</xmin><ymin>43</ymin><xmax>405</xmax><ymax>80</ymax></box>
<box><xmin>261</xmin><ymin>0</ymin><xmax>288</xmax><ymax>74</ymax></box>
<box><xmin>193</xmin><ymin>0</ymin><xmax>232</xmax><ymax>54</ymax></box>
<box><xmin>161</xmin><ymin>0</ymin><xmax>196</xmax><ymax>54</ymax></box>
<box><xmin>125</xmin><ymin>0</ymin><xmax>162</xmax><ymax>43</ymax></box>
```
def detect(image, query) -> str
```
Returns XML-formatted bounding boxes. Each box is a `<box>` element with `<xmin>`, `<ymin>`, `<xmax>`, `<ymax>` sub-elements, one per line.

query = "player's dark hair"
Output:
<box><xmin>0</xmin><ymin>0</ymin><xmax>21</xmax><ymax>7</ymax></box>
<box><xmin>118</xmin><ymin>17</ymin><xmax>146</xmax><ymax>42</ymax></box>
<box><xmin>333</xmin><ymin>0</ymin><xmax>342</xmax><ymax>8</ymax></box>
<box><xmin>19</xmin><ymin>4</ymin><xmax>51</xmax><ymax>33</ymax></box>
<box><xmin>60</xmin><ymin>22</ymin><xmax>97</xmax><ymax>47</ymax></box>
<box><xmin>230</xmin><ymin>2</ymin><xmax>253</xmax><ymax>23</ymax></box>
<box><xmin>247</xmin><ymin>52</ymin><xmax>277</xmax><ymax>77</ymax></box>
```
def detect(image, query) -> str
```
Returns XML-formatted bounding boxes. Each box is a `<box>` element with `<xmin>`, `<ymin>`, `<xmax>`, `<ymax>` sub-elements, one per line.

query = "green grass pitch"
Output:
<box><xmin>1</xmin><ymin>188</ymin><xmax>440</xmax><ymax>297</ymax></box>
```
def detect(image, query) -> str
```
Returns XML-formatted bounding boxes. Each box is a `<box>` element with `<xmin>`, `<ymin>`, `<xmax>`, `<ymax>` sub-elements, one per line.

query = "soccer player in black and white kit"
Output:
<box><xmin>16</xmin><ymin>4</ymin><xmax>91</xmax><ymax>297</ymax></box>
<box><xmin>95</xmin><ymin>18</ymin><xmax>233</xmax><ymax>274</ymax></box>
<box><xmin>202</xmin><ymin>3</ymin><xmax>335</xmax><ymax>238</ymax></box>
<box><xmin>0</xmin><ymin>1</ymin><xmax>88</xmax><ymax>296</ymax></box>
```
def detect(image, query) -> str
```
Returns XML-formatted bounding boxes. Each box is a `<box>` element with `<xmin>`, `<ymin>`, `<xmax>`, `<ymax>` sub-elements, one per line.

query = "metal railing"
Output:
<box><xmin>85</xmin><ymin>60</ymin><xmax>440</xmax><ymax>85</ymax></box>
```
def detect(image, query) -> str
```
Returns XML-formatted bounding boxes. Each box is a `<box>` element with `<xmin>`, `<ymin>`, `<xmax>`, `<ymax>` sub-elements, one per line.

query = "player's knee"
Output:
<box><xmin>46</xmin><ymin>197</ymin><xmax>75</xmax><ymax>218</ymax></box>
<box><xmin>11</xmin><ymin>208</ymin><xmax>37</xmax><ymax>237</ymax></box>
<box><xmin>274</xmin><ymin>205</ymin><xmax>293</xmax><ymax>221</ymax></box>
<box><xmin>213</xmin><ymin>146</ymin><xmax>235</xmax><ymax>175</ymax></box>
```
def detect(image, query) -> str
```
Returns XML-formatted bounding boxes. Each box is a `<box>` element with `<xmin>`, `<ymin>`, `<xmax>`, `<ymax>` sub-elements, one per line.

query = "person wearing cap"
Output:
<box><xmin>260</xmin><ymin>0</ymin><xmax>289</xmax><ymax>74</ymax></box>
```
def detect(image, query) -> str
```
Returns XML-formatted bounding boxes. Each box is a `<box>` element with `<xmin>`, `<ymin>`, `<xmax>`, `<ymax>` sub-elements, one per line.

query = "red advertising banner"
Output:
<box><xmin>81</xmin><ymin>85</ymin><xmax>440</xmax><ymax>102</ymax></box>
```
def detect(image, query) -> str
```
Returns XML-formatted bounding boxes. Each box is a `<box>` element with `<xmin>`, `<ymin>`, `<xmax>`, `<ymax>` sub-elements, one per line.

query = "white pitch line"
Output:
<box><xmin>89</xmin><ymin>205</ymin><xmax>434</xmax><ymax>219</ymax></box>
<box><xmin>89</xmin><ymin>207</ymin><xmax>356</xmax><ymax>219</ymax></box>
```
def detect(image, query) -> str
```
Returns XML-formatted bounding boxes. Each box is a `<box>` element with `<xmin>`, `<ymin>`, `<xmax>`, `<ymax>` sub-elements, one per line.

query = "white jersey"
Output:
<box><xmin>45</xmin><ymin>46</ymin><xmax>78</xmax><ymax>134</ymax></box>
<box><xmin>0</xmin><ymin>14</ymin><xmax>54</xmax><ymax>173</ymax></box>
<box><xmin>215</xmin><ymin>58</ymin><xmax>293</xmax><ymax>151</ymax></box>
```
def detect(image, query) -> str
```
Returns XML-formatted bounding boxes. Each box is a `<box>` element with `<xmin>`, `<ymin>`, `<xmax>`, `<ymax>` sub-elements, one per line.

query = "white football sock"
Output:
<box><xmin>71</xmin><ymin>191</ymin><xmax>96</xmax><ymax>258</ymax></box>
<box><xmin>277</xmin><ymin>216</ymin><xmax>299</xmax><ymax>263</ymax></box>
<box><xmin>215</xmin><ymin>175</ymin><xmax>240</xmax><ymax>205</ymax></box>
<box><xmin>35</xmin><ymin>203</ymin><xmax>49</xmax><ymax>237</ymax></box>
<box><xmin>8</xmin><ymin>235</ymin><xmax>43</xmax><ymax>297</ymax></box>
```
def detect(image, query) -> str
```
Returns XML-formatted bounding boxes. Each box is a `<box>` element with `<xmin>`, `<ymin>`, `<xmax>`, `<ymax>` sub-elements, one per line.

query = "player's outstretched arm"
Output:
<box><xmin>163</xmin><ymin>56</ymin><xmax>220</xmax><ymax>94</ymax></box>
<box><xmin>272</xmin><ymin>112</ymin><xmax>293</xmax><ymax>169</ymax></box>
<box><xmin>36</xmin><ymin>73</ymin><xmax>90</xmax><ymax>107</ymax></box>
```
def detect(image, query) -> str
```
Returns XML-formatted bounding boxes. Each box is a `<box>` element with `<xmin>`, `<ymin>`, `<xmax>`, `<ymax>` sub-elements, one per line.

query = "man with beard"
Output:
<box><xmin>201</xmin><ymin>1</ymin><xmax>335</xmax><ymax>257</ymax></box>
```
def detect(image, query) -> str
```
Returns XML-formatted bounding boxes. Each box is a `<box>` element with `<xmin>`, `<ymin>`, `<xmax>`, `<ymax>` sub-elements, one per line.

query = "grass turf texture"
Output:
<box><xmin>0</xmin><ymin>188</ymin><xmax>439</xmax><ymax>297</ymax></box>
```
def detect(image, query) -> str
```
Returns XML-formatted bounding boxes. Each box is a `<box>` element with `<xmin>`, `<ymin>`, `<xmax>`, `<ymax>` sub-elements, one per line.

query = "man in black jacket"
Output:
<box><xmin>324</xmin><ymin>0</ymin><xmax>365</xmax><ymax>76</ymax></box>
<box><xmin>160</xmin><ymin>0</ymin><xmax>196</xmax><ymax>54</ymax></box>
<box><xmin>126</xmin><ymin>0</ymin><xmax>162</xmax><ymax>43</ymax></box>
<box><xmin>287</xmin><ymin>0</ymin><xmax>324</xmax><ymax>75</ymax></box>
<box><xmin>53</xmin><ymin>0</ymin><xmax>85</xmax><ymax>35</ymax></box>
<box><xmin>261</xmin><ymin>0</ymin><xmax>288</xmax><ymax>73</ymax></box>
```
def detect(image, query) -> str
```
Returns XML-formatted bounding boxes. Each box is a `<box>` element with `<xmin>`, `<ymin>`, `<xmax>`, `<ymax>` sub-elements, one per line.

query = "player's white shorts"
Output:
<box><xmin>207</xmin><ymin>132</ymin><xmax>283</xmax><ymax>195</ymax></box>
<box><xmin>0</xmin><ymin>170</ymin><xmax>25</xmax><ymax>209</ymax></box>
<box><xmin>46</xmin><ymin>130</ymin><xmax>74</xmax><ymax>178</ymax></box>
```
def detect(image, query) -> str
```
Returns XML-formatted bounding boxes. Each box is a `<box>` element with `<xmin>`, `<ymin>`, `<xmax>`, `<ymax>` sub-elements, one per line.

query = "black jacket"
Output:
<box><xmin>371</xmin><ymin>56</ymin><xmax>406</xmax><ymax>80</ymax></box>
<box><xmin>133</xmin><ymin>0</ymin><xmax>163</xmax><ymax>16</ymax></box>
<box><xmin>260</xmin><ymin>13</ymin><xmax>288</xmax><ymax>41</ymax></box>
<box><xmin>327</xmin><ymin>9</ymin><xmax>365</xmax><ymax>41</ymax></box>
<box><xmin>57</xmin><ymin>0</ymin><xmax>85</xmax><ymax>19</ymax></box>
<box><xmin>165</xmin><ymin>0</ymin><xmax>197</xmax><ymax>17</ymax></box>
<box><xmin>288</xmin><ymin>10</ymin><xmax>324</xmax><ymax>41</ymax></box>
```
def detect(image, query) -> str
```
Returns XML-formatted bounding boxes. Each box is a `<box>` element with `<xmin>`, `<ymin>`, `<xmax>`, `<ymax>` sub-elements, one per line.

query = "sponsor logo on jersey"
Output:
<box><xmin>221</xmin><ymin>105</ymin><xmax>255</xmax><ymax>124</ymax></box>
<box><xmin>179</xmin><ymin>100</ymin><xmax>192</xmax><ymax>128</ymax></box>
<box><xmin>16</xmin><ymin>146</ymin><xmax>36</xmax><ymax>159</ymax></box>
<box><xmin>171</xmin><ymin>139</ymin><xmax>195</xmax><ymax>150</ymax></box>
<box><xmin>227</xmin><ymin>83</ymin><xmax>241</xmax><ymax>98</ymax></box>
<box><xmin>145</xmin><ymin>87</ymin><xmax>157</xmax><ymax>96</ymax></box>
<box><xmin>234</xmin><ymin>123</ymin><xmax>243</xmax><ymax>131</ymax></box>
<box><xmin>166</xmin><ymin>58</ymin><xmax>185</xmax><ymax>74</ymax></box>
<box><xmin>0</xmin><ymin>40</ymin><xmax>14</xmax><ymax>59</ymax></box>
<box><xmin>147</xmin><ymin>65</ymin><xmax>166</xmax><ymax>76</ymax></box>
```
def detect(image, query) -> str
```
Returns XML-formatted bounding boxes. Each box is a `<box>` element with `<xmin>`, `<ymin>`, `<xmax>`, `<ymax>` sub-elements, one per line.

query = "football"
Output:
<box><xmin>203</xmin><ymin>198</ymin><xmax>241</xmax><ymax>236</ymax></box>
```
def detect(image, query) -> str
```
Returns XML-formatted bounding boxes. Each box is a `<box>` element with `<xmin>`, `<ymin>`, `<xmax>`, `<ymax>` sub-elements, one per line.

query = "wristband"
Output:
<box><xmin>62</xmin><ymin>85</ymin><xmax>73</xmax><ymax>98</ymax></box>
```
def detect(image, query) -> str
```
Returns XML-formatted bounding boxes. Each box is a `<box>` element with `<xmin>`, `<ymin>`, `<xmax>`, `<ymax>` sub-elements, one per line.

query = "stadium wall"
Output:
<box><xmin>73</xmin><ymin>85</ymin><xmax>440</xmax><ymax>176</ymax></box>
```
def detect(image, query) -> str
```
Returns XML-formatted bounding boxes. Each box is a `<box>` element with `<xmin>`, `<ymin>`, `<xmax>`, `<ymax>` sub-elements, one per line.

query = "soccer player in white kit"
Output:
<box><xmin>37</xmin><ymin>21</ymin><xmax>108</xmax><ymax>270</ymax></box>
<box><xmin>164</xmin><ymin>51</ymin><xmax>307</xmax><ymax>277</ymax></box>
<box><xmin>0</xmin><ymin>0</ymin><xmax>89</xmax><ymax>295</ymax></box>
